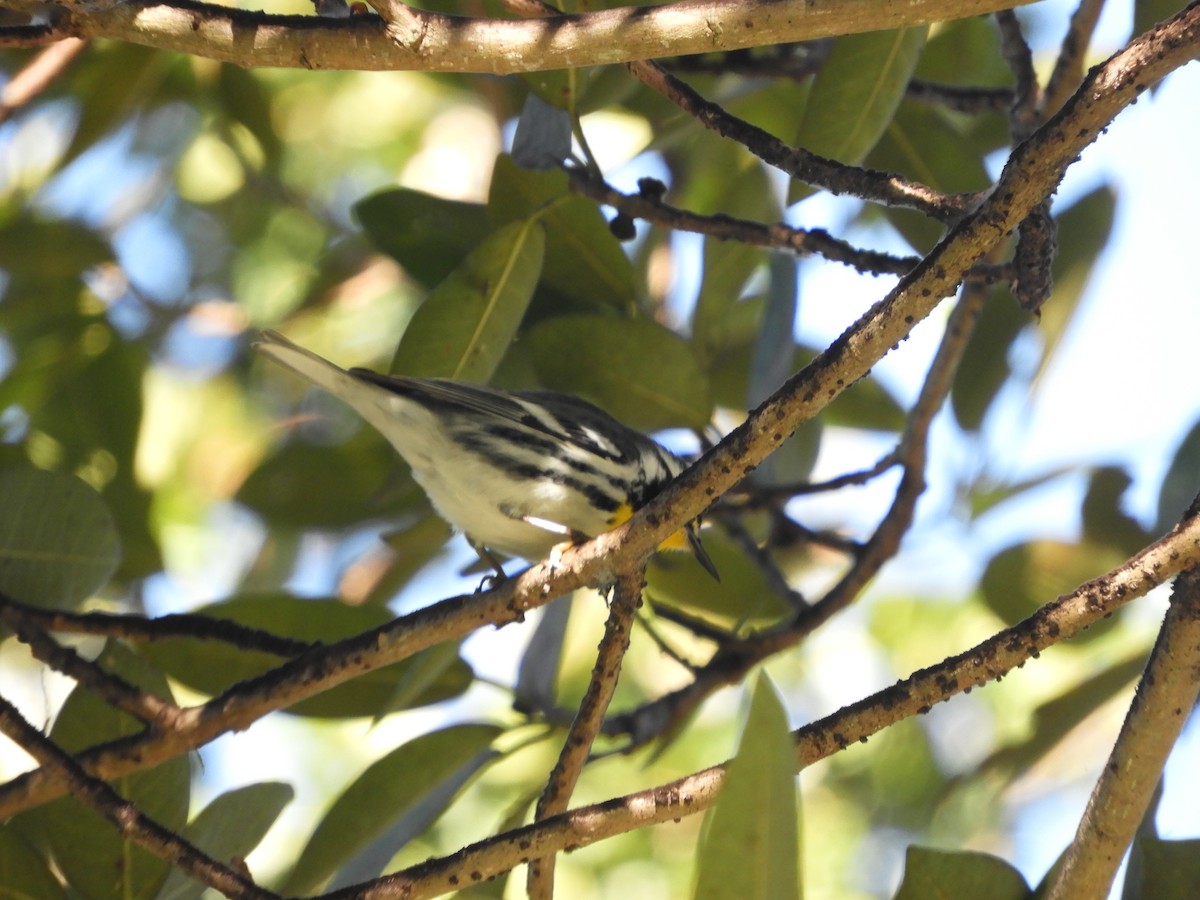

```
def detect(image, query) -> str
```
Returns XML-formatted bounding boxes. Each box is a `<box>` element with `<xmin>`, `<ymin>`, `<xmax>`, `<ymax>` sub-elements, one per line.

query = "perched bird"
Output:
<box><xmin>253</xmin><ymin>330</ymin><xmax>716</xmax><ymax>579</ymax></box>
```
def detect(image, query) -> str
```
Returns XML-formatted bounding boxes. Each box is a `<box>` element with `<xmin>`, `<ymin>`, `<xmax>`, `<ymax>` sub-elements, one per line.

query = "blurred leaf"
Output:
<box><xmin>1124</xmin><ymin>777</ymin><xmax>1200</xmax><ymax>900</ymax></box>
<box><xmin>951</xmin><ymin>284</ymin><xmax>1027</xmax><ymax>432</ymax></box>
<box><xmin>894</xmin><ymin>846</ymin><xmax>1029</xmax><ymax>900</ymax></box>
<box><xmin>283</xmin><ymin>724</ymin><xmax>502</xmax><ymax>894</ymax></box>
<box><xmin>692</xmin><ymin>162</ymin><xmax>778</xmax><ymax>362</ymax></box>
<box><xmin>0</xmin><ymin>822</ymin><xmax>65</xmax><ymax>900</ymax></box>
<box><xmin>0</xmin><ymin>466</ymin><xmax>120</xmax><ymax>609</ymax></box>
<box><xmin>391</xmin><ymin>217</ymin><xmax>545</xmax><ymax>382</ymax></box>
<box><xmin>514</xmin><ymin>597</ymin><xmax>572</xmax><ymax>714</ymax></box>
<box><xmin>62</xmin><ymin>44</ymin><xmax>171</xmax><ymax>165</ymax></box>
<box><xmin>24</xmin><ymin>642</ymin><xmax>190</xmax><ymax>900</ymax></box>
<box><xmin>693</xmin><ymin>674</ymin><xmax>800</xmax><ymax>900</ymax></box>
<box><xmin>791</xmin><ymin>27</ymin><xmax>927</xmax><ymax>203</ymax></box>
<box><xmin>526</xmin><ymin>315</ymin><xmax>712</xmax><ymax>430</ymax></box>
<box><xmin>237</xmin><ymin>427</ymin><xmax>412</xmax><ymax>530</ymax></box>
<box><xmin>1156</xmin><ymin>418</ymin><xmax>1200</xmax><ymax>534</ymax></box>
<box><xmin>488</xmin><ymin>155</ymin><xmax>638</xmax><ymax>312</ymax></box>
<box><xmin>0</xmin><ymin>217</ymin><xmax>113</xmax><ymax>281</ymax></box>
<box><xmin>217</xmin><ymin>65</ymin><xmax>282</xmax><ymax>169</ymax></box>
<box><xmin>917</xmin><ymin>16</ymin><xmax>1012</xmax><ymax>87</ymax></box>
<box><xmin>1134</xmin><ymin>0</ymin><xmax>1188</xmax><ymax>42</ymax></box>
<box><xmin>157</xmin><ymin>782</ymin><xmax>294</xmax><ymax>900</ymax></box>
<box><xmin>355</xmin><ymin>189</ymin><xmax>492</xmax><ymax>288</ymax></box>
<box><xmin>647</xmin><ymin>531</ymin><xmax>792</xmax><ymax>631</ymax></box>
<box><xmin>979</xmin><ymin>540</ymin><xmax>1126</xmax><ymax>640</ymax></box>
<box><xmin>512</xmin><ymin>93</ymin><xmax>572</xmax><ymax>170</ymax></box>
<box><xmin>140</xmin><ymin>595</ymin><xmax>473</xmax><ymax>718</ymax></box>
<box><xmin>1081</xmin><ymin>466</ymin><xmax>1151</xmax><ymax>554</ymax></box>
<box><xmin>976</xmin><ymin>649</ymin><xmax>1146</xmax><ymax>780</ymax></box>
<box><xmin>968</xmin><ymin>468</ymin><xmax>1073</xmax><ymax>520</ymax></box>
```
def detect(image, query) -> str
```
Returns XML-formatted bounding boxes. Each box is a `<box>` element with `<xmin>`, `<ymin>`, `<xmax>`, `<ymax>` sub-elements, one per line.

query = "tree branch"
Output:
<box><xmin>1047</xmin><ymin>493</ymin><xmax>1200</xmax><ymax>900</ymax></box>
<box><xmin>0</xmin><ymin>0</ymin><xmax>1037</xmax><ymax>73</ymax></box>
<box><xmin>1</xmin><ymin>0</ymin><xmax>1197</xmax><ymax>820</ymax></box>
<box><xmin>325</xmin><ymin>513</ymin><xmax>1200</xmax><ymax>899</ymax></box>
<box><xmin>0</xmin><ymin>695</ymin><xmax>280</xmax><ymax>900</ymax></box>
<box><xmin>528</xmin><ymin>569</ymin><xmax>645</xmax><ymax>898</ymax></box>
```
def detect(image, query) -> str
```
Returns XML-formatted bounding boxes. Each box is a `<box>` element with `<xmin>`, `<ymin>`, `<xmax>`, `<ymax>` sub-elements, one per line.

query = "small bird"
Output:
<box><xmin>253</xmin><ymin>330</ymin><xmax>717</xmax><ymax>580</ymax></box>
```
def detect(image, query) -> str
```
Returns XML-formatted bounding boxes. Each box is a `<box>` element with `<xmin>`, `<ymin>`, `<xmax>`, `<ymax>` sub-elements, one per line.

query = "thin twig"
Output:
<box><xmin>1047</xmin><ymin>493</ymin><xmax>1200</xmax><ymax>900</ymax></box>
<box><xmin>626</xmin><ymin>59</ymin><xmax>978</xmax><ymax>221</ymax></box>
<box><xmin>0</xmin><ymin>695</ymin><xmax>280</xmax><ymax>900</ymax></box>
<box><xmin>996</xmin><ymin>9</ymin><xmax>1041</xmax><ymax>139</ymax></box>
<box><xmin>0</xmin><ymin>601</ymin><xmax>183</xmax><ymax>728</ymax></box>
<box><xmin>1043</xmin><ymin>0</ymin><xmax>1108</xmax><ymax>117</ymax></box>
<box><xmin>568</xmin><ymin>171</ymin><xmax>1013</xmax><ymax>281</ymax></box>
<box><xmin>528</xmin><ymin>569</ymin><xmax>646</xmax><ymax>897</ymax></box>
<box><xmin>0</xmin><ymin>37</ymin><xmax>86</xmax><ymax>123</ymax></box>
<box><xmin>906</xmin><ymin>78</ymin><xmax>1014</xmax><ymax>113</ymax></box>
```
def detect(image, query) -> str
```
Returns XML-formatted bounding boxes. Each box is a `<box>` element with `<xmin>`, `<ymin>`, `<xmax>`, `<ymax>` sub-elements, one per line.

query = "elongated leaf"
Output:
<box><xmin>648</xmin><ymin>531</ymin><xmax>792</xmax><ymax>632</ymax></box>
<box><xmin>0</xmin><ymin>466</ymin><xmax>120</xmax><ymax>609</ymax></box>
<box><xmin>354</xmin><ymin>189</ymin><xmax>492</xmax><ymax>289</ymax></box>
<box><xmin>692</xmin><ymin>162</ymin><xmax>778</xmax><ymax>362</ymax></box>
<box><xmin>391</xmin><ymin>217</ymin><xmax>545</xmax><ymax>382</ymax></box>
<box><xmin>693</xmin><ymin>674</ymin><xmax>800</xmax><ymax>900</ymax></box>
<box><xmin>514</xmin><ymin>597</ymin><xmax>573</xmax><ymax>713</ymax></box>
<box><xmin>157</xmin><ymin>783</ymin><xmax>294</xmax><ymax>900</ymax></box>
<box><xmin>283</xmin><ymin>724</ymin><xmax>502</xmax><ymax>894</ymax></box>
<box><xmin>526</xmin><ymin>315</ymin><xmax>712</xmax><ymax>430</ymax></box>
<box><xmin>894</xmin><ymin>847</ymin><xmax>1029</xmax><ymax>900</ymax></box>
<box><xmin>1157</xmin><ymin>418</ymin><xmax>1200</xmax><ymax>533</ymax></box>
<box><xmin>24</xmin><ymin>642</ymin><xmax>190</xmax><ymax>900</ymax></box>
<box><xmin>488</xmin><ymin>155</ymin><xmax>638</xmax><ymax>312</ymax></box>
<box><xmin>140</xmin><ymin>595</ymin><xmax>473</xmax><ymax>718</ymax></box>
<box><xmin>791</xmin><ymin>27</ymin><xmax>927</xmax><ymax>202</ymax></box>
<box><xmin>512</xmin><ymin>93</ymin><xmax>572</xmax><ymax>170</ymax></box>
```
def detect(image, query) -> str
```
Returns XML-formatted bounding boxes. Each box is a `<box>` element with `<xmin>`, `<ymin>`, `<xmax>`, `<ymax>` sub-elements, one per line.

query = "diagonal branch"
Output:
<box><xmin>324</xmin><ymin>513</ymin><xmax>1200</xmax><ymax>899</ymax></box>
<box><xmin>1047</xmin><ymin>492</ymin><xmax>1200</xmax><ymax>900</ymax></box>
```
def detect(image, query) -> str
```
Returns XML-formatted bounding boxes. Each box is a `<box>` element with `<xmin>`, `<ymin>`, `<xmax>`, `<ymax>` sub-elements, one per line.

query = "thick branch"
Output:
<box><xmin>1047</xmin><ymin>496</ymin><xmax>1200</xmax><ymax>900</ymax></box>
<box><xmin>7</xmin><ymin>0</ymin><xmax>1036</xmax><ymax>73</ymax></box>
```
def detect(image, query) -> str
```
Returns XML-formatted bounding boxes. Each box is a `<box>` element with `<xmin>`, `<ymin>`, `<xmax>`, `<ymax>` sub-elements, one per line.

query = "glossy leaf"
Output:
<box><xmin>25</xmin><ymin>642</ymin><xmax>190</xmax><ymax>900</ymax></box>
<box><xmin>693</xmin><ymin>674</ymin><xmax>800</xmax><ymax>900</ymax></box>
<box><xmin>139</xmin><ymin>595</ymin><xmax>474</xmax><ymax>718</ymax></box>
<box><xmin>488</xmin><ymin>155</ymin><xmax>638</xmax><ymax>312</ymax></box>
<box><xmin>791</xmin><ymin>27</ymin><xmax>927</xmax><ymax>202</ymax></box>
<box><xmin>391</xmin><ymin>217</ymin><xmax>545</xmax><ymax>382</ymax></box>
<box><xmin>355</xmin><ymin>189</ymin><xmax>493</xmax><ymax>288</ymax></box>
<box><xmin>157</xmin><ymin>782</ymin><xmax>295</xmax><ymax>900</ymax></box>
<box><xmin>0</xmin><ymin>466</ymin><xmax>120</xmax><ymax>609</ymax></box>
<box><xmin>514</xmin><ymin>597</ymin><xmax>573</xmax><ymax>714</ymax></box>
<box><xmin>526</xmin><ymin>315</ymin><xmax>713</xmax><ymax>430</ymax></box>
<box><xmin>283</xmin><ymin>724</ymin><xmax>502</xmax><ymax>894</ymax></box>
<box><xmin>894</xmin><ymin>846</ymin><xmax>1029</xmax><ymax>900</ymax></box>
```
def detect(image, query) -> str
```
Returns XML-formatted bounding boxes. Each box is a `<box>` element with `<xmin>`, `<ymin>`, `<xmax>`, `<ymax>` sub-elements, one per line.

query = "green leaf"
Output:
<box><xmin>0</xmin><ymin>822</ymin><xmax>65</xmax><ymax>900</ymax></box>
<box><xmin>283</xmin><ymin>724</ymin><xmax>502</xmax><ymax>894</ymax></box>
<box><xmin>951</xmin><ymin>285</ymin><xmax>1027</xmax><ymax>432</ymax></box>
<box><xmin>23</xmin><ymin>642</ymin><xmax>190</xmax><ymax>900</ymax></box>
<box><xmin>391</xmin><ymin>217</ymin><xmax>545</xmax><ymax>382</ymax></box>
<box><xmin>693</xmin><ymin>674</ymin><xmax>800</xmax><ymax>900</ymax></box>
<box><xmin>0</xmin><ymin>466</ymin><xmax>120</xmax><ymax>609</ymax></box>
<box><xmin>488</xmin><ymin>155</ymin><xmax>638</xmax><ymax>312</ymax></box>
<box><xmin>62</xmin><ymin>44</ymin><xmax>170</xmax><ymax>166</ymax></box>
<box><xmin>0</xmin><ymin>217</ymin><xmax>113</xmax><ymax>282</ymax></box>
<box><xmin>139</xmin><ymin>595</ymin><xmax>473</xmax><ymax>718</ymax></box>
<box><xmin>1134</xmin><ymin>0</ymin><xmax>1189</xmax><ymax>44</ymax></box>
<box><xmin>526</xmin><ymin>315</ymin><xmax>712</xmax><ymax>430</ymax></box>
<box><xmin>157</xmin><ymin>782</ymin><xmax>294</xmax><ymax>900</ymax></box>
<box><xmin>894</xmin><ymin>846</ymin><xmax>1030</xmax><ymax>900</ymax></box>
<box><xmin>216</xmin><ymin>65</ymin><xmax>283</xmax><ymax>169</ymax></box>
<box><xmin>354</xmin><ymin>189</ymin><xmax>492</xmax><ymax>289</ymax></box>
<box><xmin>791</xmin><ymin>27</ymin><xmax>928</xmax><ymax>202</ymax></box>
<box><xmin>1157</xmin><ymin>418</ymin><xmax>1200</xmax><ymax>533</ymax></box>
<box><xmin>692</xmin><ymin>162</ymin><xmax>779</xmax><ymax>362</ymax></box>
